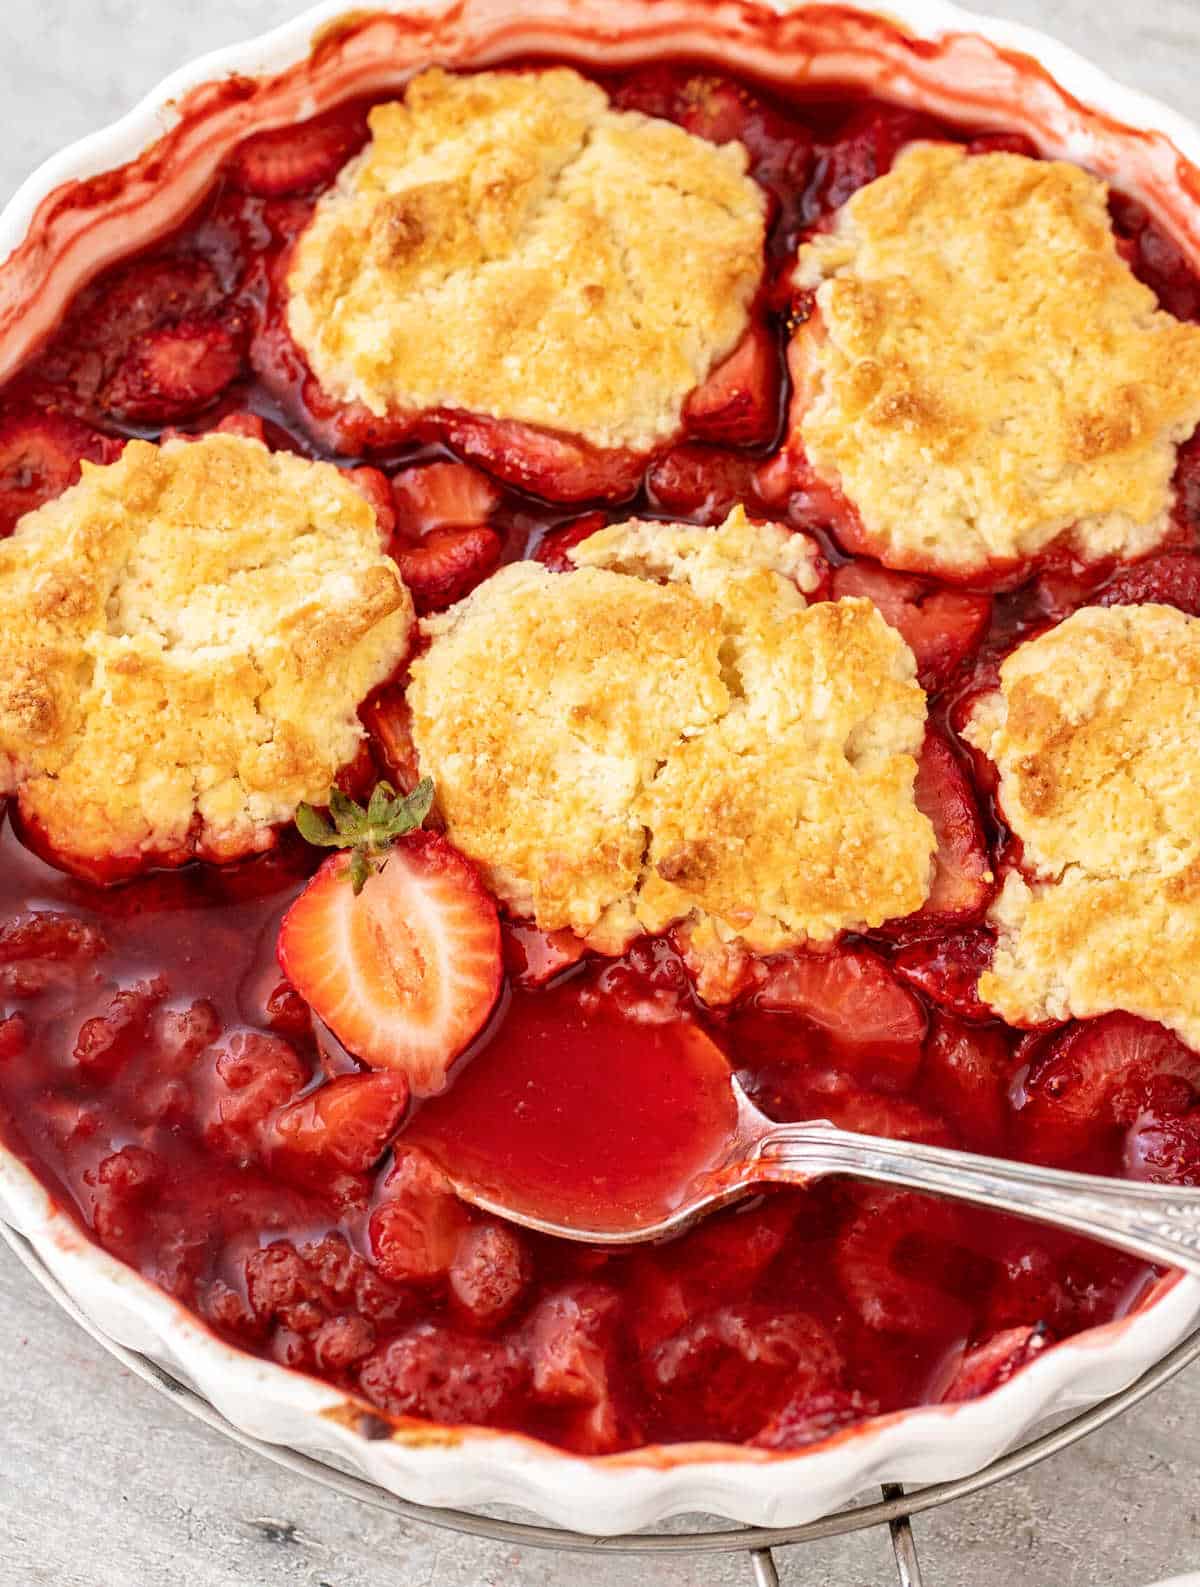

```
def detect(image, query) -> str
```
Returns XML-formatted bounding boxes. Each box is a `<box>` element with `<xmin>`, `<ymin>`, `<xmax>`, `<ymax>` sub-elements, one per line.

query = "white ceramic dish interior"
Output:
<box><xmin>1</xmin><ymin>0</ymin><xmax>1199</xmax><ymax>1533</ymax></box>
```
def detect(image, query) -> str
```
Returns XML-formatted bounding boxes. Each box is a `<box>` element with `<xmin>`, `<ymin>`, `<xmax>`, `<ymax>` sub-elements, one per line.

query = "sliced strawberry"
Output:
<box><xmin>370</xmin><ymin>1145</ymin><xmax>471</xmax><ymax>1282</ymax></box>
<box><xmin>1017</xmin><ymin>1013</ymin><xmax>1200</xmax><ymax>1165</ymax></box>
<box><xmin>900</xmin><ymin>730</ymin><xmax>993</xmax><ymax>929</ymax></box>
<box><xmin>812</xmin><ymin>1084</ymin><xmax>954</xmax><ymax>1146</ymax></box>
<box><xmin>443</xmin><ymin>412</ymin><xmax>644</xmax><ymax>504</ymax></box>
<box><xmin>920</xmin><ymin>1012</ymin><xmax>1013</xmax><ymax>1153</ymax></box>
<box><xmin>390</xmin><ymin>525</ymin><xmax>503</xmax><ymax>614</ymax></box>
<box><xmin>346</xmin><ymin>465</ymin><xmax>396</xmax><ymax>537</ymax></box>
<box><xmin>267</xmin><ymin>1072</ymin><xmax>410</xmax><ymax>1176</ymax></box>
<box><xmin>390</xmin><ymin>460</ymin><xmax>501</xmax><ymax>535</ymax></box>
<box><xmin>360</xmin><ymin>685</ymin><xmax>423</xmax><ymax>793</ymax></box>
<box><xmin>941</xmin><ymin>1324</ymin><xmax>1048</xmax><ymax>1402</ymax></box>
<box><xmin>752</xmin><ymin>1387</ymin><xmax>878</xmax><ymax>1450</ymax></box>
<box><xmin>0</xmin><ymin>410</ymin><xmax>121</xmax><ymax>534</ymax></box>
<box><xmin>831</xmin><ymin>560</ymin><xmax>991</xmax><ymax>693</ymax></box>
<box><xmin>646</xmin><ymin>444</ymin><xmax>763</xmax><ymax>522</ymax></box>
<box><xmin>501</xmin><ymin>920</ymin><xmax>588</xmax><ymax>988</ymax></box>
<box><xmin>1173</xmin><ymin>428</ymin><xmax>1200</xmax><ymax>532</ymax></box>
<box><xmin>684</xmin><ymin>322</ymin><xmax>779</xmax><ymax>448</ymax></box>
<box><xmin>836</xmin><ymin>1187</ymin><xmax>971</xmax><ymax>1336</ymax></box>
<box><xmin>229</xmin><ymin>112</ymin><xmax>367</xmax><ymax>197</ymax></box>
<box><xmin>277</xmin><ymin>831</ymin><xmax>502</xmax><ymax>1095</ymax></box>
<box><xmin>532</xmin><ymin>511</ymin><xmax>608</xmax><ymax>572</ymax></box>
<box><xmin>215</xmin><ymin>410</ymin><xmax>269</xmax><ymax>443</ymax></box>
<box><xmin>104</xmin><ymin>318</ymin><xmax>244</xmax><ymax>422</ymax></box>
<box><xmin>1096</xmin><ymin>550</ymin><xmax>1200</xmax><ymax>616</ymax></box>
<box><xmin>756</xmin><ymin>947</ymin><xmax>927</xmax><ymax>1061</ymax></box>
<box><xmin>893</xmin><ymin>928</ymin><xmax>996</xmax><ymax>1023</ymax></box>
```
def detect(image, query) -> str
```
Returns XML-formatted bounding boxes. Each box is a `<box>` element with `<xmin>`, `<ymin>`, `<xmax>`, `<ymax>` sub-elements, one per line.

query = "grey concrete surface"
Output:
<box><xmin>1</xmin><ymin>2</ymin><xmax>1199</xmax><ymax>1584</ymax></box>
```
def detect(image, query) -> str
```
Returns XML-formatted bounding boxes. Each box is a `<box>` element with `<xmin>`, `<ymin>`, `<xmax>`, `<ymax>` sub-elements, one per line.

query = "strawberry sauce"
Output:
<box><xmin>2</xmin><ymin>59</ymin><xmax>1199</xmax><ymax>1455</ymax></box>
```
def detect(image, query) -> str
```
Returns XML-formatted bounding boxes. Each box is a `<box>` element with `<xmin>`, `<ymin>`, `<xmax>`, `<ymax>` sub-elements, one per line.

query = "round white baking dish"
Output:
<box><xmin>1</xmin><ymin>0</ymin><xmax>1199</xmax><ymax>1532</ymax></box>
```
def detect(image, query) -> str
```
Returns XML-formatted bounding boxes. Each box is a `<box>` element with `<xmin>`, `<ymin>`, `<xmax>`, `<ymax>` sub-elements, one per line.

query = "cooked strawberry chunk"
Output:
<box><xmin>1125</xmin><ymin>1113</ymin><xmax>1200</xmax><ymax>1184</ymax></box>
<box><xmin>361</xmin><ymin>685</ymin><xmax>423</xmax><ymax>792</ymax></box>
<box><xmin>0</xmin><ymin>410</ymin><xmax>121</xmax><ymax>534</ymax></box>
<box><xmin>104</xmin><ymin>319</ymin><xmax>244</xmax><ymax>422</ymax></box>
<box><xmin>278</xmin><ymin>831</ymin><xmax>502</xmax><ymax>1095</ymax></box>
<box><xmin>965</xmin><ymin>131</ymin><xmax>1039</xmax><ymax>157</ymax></box>
<box><xmin>1016</xmin><ymin>1013</ymin><xmax>1200</xmax><ymax>1165</ymax></box>
<box><xmin>831</xmin><ymin>560</ymin><xmax>991</xmax><ymax>693</ymax></box>
<box><xmin>443</xmin><ymin>412</ymin><xmax>644</xmax><ymax>504</ymax></box>
<box><xmin>1097</xmin><ymin>550</ymin><xmax>1200</xmax><ymax>616</ymax></box>
<box><xmin>645</xmin><ymin>444</ymin><xmax>764</xmax><ymax>522</ymax></box>
<box><xmin>751</xmin><ymin>1387</ymin><xmax>878</xmax><ymax>1450</ymax></box>
<box><xmin>756</xmin><ymin>947</ymin><xmax>927</xmax><ymax>1065</ymax></box>
<box><xmin>358</xmin><ymin>1323</ymin><xmax>528</xmax><ymax>1424</ymax></box>
<box><xmin>267</xmin><ymin>1072</ymin><xmax>410</xmax><ymax>1175</ymax></box>
<box><xmin>369</xmin><ymin>1146</ymin><xmax>471</xmax><ymax>1283</ymax></box>
<box><xmin>812</xmin><ymin>106</ymin><xmax>932</xmax><ymax>216</ymax></box>
<box><xmin>901</xmin><ymin>730</ymin><xmax>993</xmax><ymax>929</ymax></box>
<box><xmin>920</xmin><ymin>1012</ymin><xmax>1013</xmax><ymax>1153</ymax></box>
<box><xmin>893</xmin><ymin>928</ymin><xmax>997</xmax><ymax>1024</ymax></box>
<box><xmin>645</xmin><ymin>1305</ymin><xmax>843</xmax><ymax>1444</ymax></box>
<box><xmin>390</xmin><ymin>460</ymin><xmax>501</xmax><ymax>535</ymax></box>
<box><xmin>203</xmin><ymin>1031</ymin><xmax>308</xmax><ymax>1156</ymax></box>
<box><xmin>941</xmin><ymin>1324</ymin><xmax>1048</xmax><ymax>1402</ymax></box>
<box><xmin>0</xmin><ymin>911</ymin><xmax>106</xmax><ymax>964</ymax></box>
<box><xmin>390</xmin><ymin>525</ymin><xmax>503</xmax><ymax>614</ymax></box>
<box><xmin>448</xmin><ymin>1221</ymin><xmax>531</xmax><ymax>1328</ymax></box>
<box><xmin>532</xmin><ymin>511</ymin><xmax>608</xmax><ymax>572</ymax></box>
<box><xmin>346</xmin><ymin>465</ymin><xmax>396</xmax><ymax>536</ymax></box>
<box><xmin>501</xmin><ymin>921</ymin><xmax>588</xmax><ymax>988</ymax></box>
<box><xmin>230</xmin><ymin>112</ymin><xmax>367</xmax><ymax>197</ymax></box>
<box><xmin>836</xmin><ymin>1187</ymin><xmax>972</xmax><ymax>1336</ymax></box>
<box><xmin>683</xmin><ymin>322</ymin><xmax>779</xmax><ymax>447</ymax></box>
<box><xmin>71</xmin><ymin>977</ymin><xmax>167</xmax><ymax>1078</ymax></box>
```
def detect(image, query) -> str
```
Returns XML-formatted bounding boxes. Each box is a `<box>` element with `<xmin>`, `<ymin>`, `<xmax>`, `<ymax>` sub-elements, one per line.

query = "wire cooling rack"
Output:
<box><xmin>5</xmin><ymin>1221</ymin><xmax>1199</xmax><ymax>1586</ymax></box>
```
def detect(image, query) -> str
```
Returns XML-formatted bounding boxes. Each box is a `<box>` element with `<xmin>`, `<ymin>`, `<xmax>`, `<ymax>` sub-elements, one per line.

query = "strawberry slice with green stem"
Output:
<box><xmin>280</xmin><ymin>780</ymin><xmax>502</xmax><ymax>1094</ymax></box>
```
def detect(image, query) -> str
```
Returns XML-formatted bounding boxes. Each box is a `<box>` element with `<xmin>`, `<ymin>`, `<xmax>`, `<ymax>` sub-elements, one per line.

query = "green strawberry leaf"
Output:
<box><xmin>294</xmin><ymin>803</ymin><xmax>342</xmax><ymax>847</ymax></box>
<box><xmin>295</xmin><ymin>776</ymin><xmax>437</xmax><ymax>890</ymax></box>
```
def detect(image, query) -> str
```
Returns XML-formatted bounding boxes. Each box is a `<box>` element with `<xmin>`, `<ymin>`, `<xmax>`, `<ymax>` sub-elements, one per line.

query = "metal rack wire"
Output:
<box><xmin>5</xmin><ymin>1220</ymin><xmax>1199</xmax><ymax>1585</ymax></box>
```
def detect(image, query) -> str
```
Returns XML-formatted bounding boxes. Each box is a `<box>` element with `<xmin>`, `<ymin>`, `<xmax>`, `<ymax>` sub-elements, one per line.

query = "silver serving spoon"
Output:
<box><xmin>445</xmin><ymin>1069</ymin><xmax>1200</xmax><ymax>1276</ymax></box>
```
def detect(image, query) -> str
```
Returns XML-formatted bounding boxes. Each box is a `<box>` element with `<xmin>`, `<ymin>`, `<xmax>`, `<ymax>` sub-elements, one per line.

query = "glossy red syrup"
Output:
<box><xmin>1</xmin><ymin>59</ymin><xmax>1198</xmax><ymax>1456</ymax></box>
<box><xmin>407</xmin><ymin>987</ymin><xmax>738</xmax><ymax>1231</ymax></box>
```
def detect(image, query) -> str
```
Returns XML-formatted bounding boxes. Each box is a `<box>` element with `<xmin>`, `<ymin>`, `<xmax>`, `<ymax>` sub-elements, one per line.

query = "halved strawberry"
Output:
<box><xmin>278</xmin><ymin>828</ymin><xmax>502</xmax><ymax>1096</ymax></box>
<box><xmin>920</xmin><ymin>1012</ymin><xmax>1013</xmax><ymax>1153</ymax></box>
<box><xmin>104</xmin><ymin>318</ymin><xmax>244</xmax><ymax>422</ymax></box>
<box><xmin>892</xmin><ymin>927</ymin><xmax>996</xmax><ymax>1023</ymax></box>
<box><xmin>0</xmin><ymin>410</ymin><xmax>121</xmax><ymax>535</ymax></box>
<box><xmin>755</xmin><ymin>946</ymin><xmax>927</xmax><ymax>1079</ymax></box>
<box><xmin>941</xmin><ymin>1324</ymin><xmax>1048</xmax><ymax>1403</ymax></box>
<box><xmin>390</xmin><ymin>525</ymin><xmax>503</xmax><ymax>614</ymax></box>
<box><xmin>444</xmin><ymin>412</ymin><xmax>644</xmax><ymax>504</ymax></box>
<box><xmin>1016</xmin><ymin>1012</ymin><xmax>1200</xmax><ymax>1165</ymax></box>
<box><xmin>831</xmin><ymin>560</ymin><xmax>991</xmax><ymax>693</ymax></box>
<box><xmin>646</xmin><ymin>444</ymin><xmax>763</xmax><ymax>522</ymax></box>
<box><xmin>683</xmin><ymin>322</ymin><xmax>779</xmax><ymax>448</ymax></box>
<box><xmin>267</xmin><ymin>1072</ymin><xmax>410</xmax><ymax>1176</ymax></box>
<box><xmin>532</xmin><ymin>511</ymin><xmax>608</xmax><ymax>572</ymax></box>
<box><xmin>390</xmin><ymin>460</ymin><xmax>501</xmax><ymax>536</ymax></box>
<box><xmin>1096</xmin><ymin>550</ymin><xmax>1200</xmax><ymax>616</ymax></box>
<box><xmin>229</xmin><ymin>112</ymin><xmax>367</xmax><ymax>197</ymax></box>
<box><xmin>501</xmin><ymin>920</ymin><xmax>588</xmax><ymax>988</ymax></box>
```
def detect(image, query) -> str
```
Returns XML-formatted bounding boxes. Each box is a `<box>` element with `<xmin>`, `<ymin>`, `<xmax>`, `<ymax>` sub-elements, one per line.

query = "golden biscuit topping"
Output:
<box><xmin>0</xmin><ymin>434</ymin><xmax>412</xmax><ymax>873</ymax></box>
<box><xmin>793</xmin><ymin>144</ymin><xmax>1200</xmax><ymax>576</ymax></box>
<box><xmin>964</xmin><ymin>604</ymin><xmax>1200</xmax><ymax>1045</ymax></box>
<box><xmin>409</xmin><ymin>509</ymin><xmax>934</xmax><ymax>960</ymax></box>
<box><xmin>287</xmin><ymin>67</ymin><xmax>766</xmax><ymax>451</ymax></box>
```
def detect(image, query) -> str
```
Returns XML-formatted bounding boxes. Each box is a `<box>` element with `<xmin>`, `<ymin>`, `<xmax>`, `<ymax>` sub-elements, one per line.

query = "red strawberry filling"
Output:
<box><xmin>2</xmin><ymin>58</ymin><xmax>1195</xmax><ymax>1460</ymax></box>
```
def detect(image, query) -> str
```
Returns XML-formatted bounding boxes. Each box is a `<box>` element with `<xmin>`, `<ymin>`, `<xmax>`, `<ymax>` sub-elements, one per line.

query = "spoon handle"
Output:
<box><xmin>749</xmin><ymin>1122</ymin><xmax>1200</xmax><ymax>1277</ymax></box>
